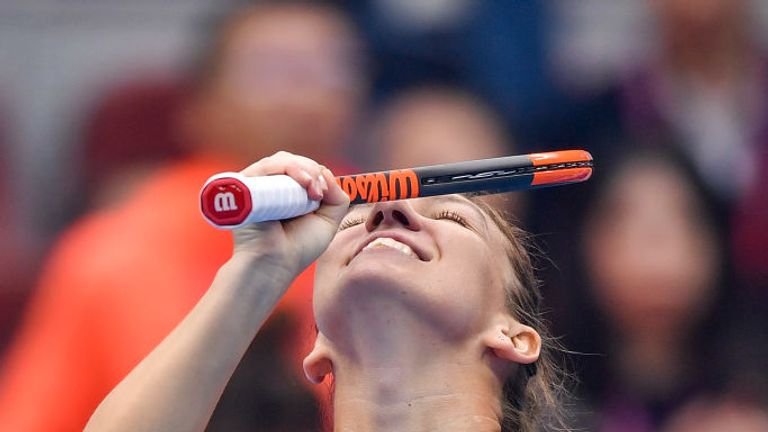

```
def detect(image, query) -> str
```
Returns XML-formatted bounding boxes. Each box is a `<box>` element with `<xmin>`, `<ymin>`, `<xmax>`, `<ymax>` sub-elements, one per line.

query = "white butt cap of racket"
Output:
<box><xmin>200</xmin><ymin>172</ymin><xmax>320</xmax><ymax>229</ymax></box>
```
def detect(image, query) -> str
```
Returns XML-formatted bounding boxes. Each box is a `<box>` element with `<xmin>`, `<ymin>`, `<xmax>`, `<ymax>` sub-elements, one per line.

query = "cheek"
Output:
<box><xmin>426</xmin><ymin>232</ymin><xmax>508</xmax><ymax>327</ymax></box>
<box><xmin>313</xmin><ymin>234</ymin><xmax>350</xmax><ymax>303</ymax></box>
<box><xmin>313</xmin><ymin>226</ymin><xmax>389</xmax><ymax>300</ymax></box>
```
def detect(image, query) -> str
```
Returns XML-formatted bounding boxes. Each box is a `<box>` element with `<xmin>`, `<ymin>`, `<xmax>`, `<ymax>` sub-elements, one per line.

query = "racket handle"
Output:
<box><xmin>200</xmin><ymin>172</ymin><xmax>320</xmax><ymax>229</ymax></box>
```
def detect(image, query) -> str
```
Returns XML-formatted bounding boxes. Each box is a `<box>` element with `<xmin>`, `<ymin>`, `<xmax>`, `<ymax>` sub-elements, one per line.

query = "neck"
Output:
<box><xmin>332</xmin><ymin>357</ymin><xmax>504</xmax><ymax>432</ymax></box>
<box><xmin>323</xmin><ymin>296</ymin><xmax>505</xmax><ymax>432</ymax></box>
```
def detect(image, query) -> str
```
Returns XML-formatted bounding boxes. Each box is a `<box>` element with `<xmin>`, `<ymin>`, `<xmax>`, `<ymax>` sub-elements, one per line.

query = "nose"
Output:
<box><xmin>365</xmin><ymin>200</ymin><xmax>423</xmax><ymax>232</ymax></box>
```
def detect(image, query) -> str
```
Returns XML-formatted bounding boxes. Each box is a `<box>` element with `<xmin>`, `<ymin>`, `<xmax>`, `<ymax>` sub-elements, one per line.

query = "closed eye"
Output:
<box><xmin>338</xmin><ymin>215</ymin><xmax>365</xmax><ymax>231</ymax></box>
<box><xmin>433</xmin><ymin>209</ymin><xmax>470</xmax><ymax>228</ymax></box>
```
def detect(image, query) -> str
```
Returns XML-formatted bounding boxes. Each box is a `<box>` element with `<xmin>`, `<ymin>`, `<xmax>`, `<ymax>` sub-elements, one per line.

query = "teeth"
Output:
<box><xmin>362</xmin><ymin>237</ymin><xmax>415</xmax><ymax>258</ymax></box>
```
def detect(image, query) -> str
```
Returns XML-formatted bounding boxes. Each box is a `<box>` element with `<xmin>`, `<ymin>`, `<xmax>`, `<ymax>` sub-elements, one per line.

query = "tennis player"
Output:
<box><xmin>85</xmin><ymin>151</ymin><xmax>566</xmax><ymax>432</ymax></box>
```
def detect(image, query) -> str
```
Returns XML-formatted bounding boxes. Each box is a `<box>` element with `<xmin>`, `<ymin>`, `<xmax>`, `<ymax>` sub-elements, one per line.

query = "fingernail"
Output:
<box><xmin>318</xmin><ymin>174</ymin><xmax>328</xmax><ymax>191</ymax></box>
<box><xmin>322</xmin><ymin>168</ymin><xmax>334</xmax><ymax>185</ymax></box>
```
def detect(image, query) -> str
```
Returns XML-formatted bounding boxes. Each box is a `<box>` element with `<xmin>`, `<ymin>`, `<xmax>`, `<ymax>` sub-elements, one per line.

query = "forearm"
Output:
<box><xmin>85</xmin><ymin>253</ymin><xmax>294</xmax><ymax>432</ymax></box>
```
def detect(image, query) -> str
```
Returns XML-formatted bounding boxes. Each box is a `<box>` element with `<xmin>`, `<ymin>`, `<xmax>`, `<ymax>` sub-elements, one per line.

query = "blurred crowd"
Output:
<box><xmin>0</xmin><ymin>1</ymin><xmax>766</xmax><ymax>431</ymax></box>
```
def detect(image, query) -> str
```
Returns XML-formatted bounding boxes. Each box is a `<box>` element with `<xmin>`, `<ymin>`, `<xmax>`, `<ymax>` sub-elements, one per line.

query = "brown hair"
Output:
<box><xmin>471</xmin><ymin>196</ymin><xmax>571</xmax><ymax>432</ymax></box>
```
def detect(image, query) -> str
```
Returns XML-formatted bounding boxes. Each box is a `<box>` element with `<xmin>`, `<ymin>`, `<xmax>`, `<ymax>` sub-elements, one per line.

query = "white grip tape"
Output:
<box><xmin>203</xmin><ymin>172</ymin><xmax>320</xmax><ymax>229</ymax></box>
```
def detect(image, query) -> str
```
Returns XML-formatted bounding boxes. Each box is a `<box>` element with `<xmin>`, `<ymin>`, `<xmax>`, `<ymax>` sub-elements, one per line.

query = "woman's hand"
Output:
<box><xmin>231</xmin><ymin>151</ymin><xmax>350</xmax><ymax>280</ymax></box>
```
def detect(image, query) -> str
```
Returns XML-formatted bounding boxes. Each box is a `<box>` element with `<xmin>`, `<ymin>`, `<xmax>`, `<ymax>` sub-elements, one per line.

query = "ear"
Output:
<box><xmin>303</xmin><ymin>337</ymin><xmax>333</xmax><ymax>384</ymax></box>
<box><xmin>483</xmin><ymin>323</ymin><xmax>541</xmax><ymax>365</ymax></box>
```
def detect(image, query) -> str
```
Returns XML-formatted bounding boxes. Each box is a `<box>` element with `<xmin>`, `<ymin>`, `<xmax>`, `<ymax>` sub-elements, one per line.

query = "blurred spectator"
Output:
<box><xmin>0</xmin><ymin>2</ymin><xmax>365</xmax><ymax>431</ymax></box>
<box><xmin>0</xmin><ymin>98</ymin><xmax>34</xmax><ymax>356</ymax></box>
<box><xmin>81</xmin><ymin>78</ymin><xmax>188</xmax><ymax>210</ymax></box>
<box><xmin>617</xmin><ymin>0</ymin><xmax>768</xmax><ymax>304</ymax></box>
<box><xmin>346</xmin><ymin>0</ymin><xmax>614</xmax><ymax>149</ymax></box>
<box><xmin>622</xmin><ymin>0</ymin><xmax>765</xmax><ymax>203</ymax></box>
<box><xmin>564</xmin><ymin>146</ymin><xmax>766</xmax><ymax>431</ymax></box>
<box><xmin>662</xmin><ymin>396</ymin><xmax>768</xmax><ymax>432</ymax></box>
<box><xmin>370</xmin><ymin>86</ymin><xmax>511</xmax><ymax>167</ymax></box>
<box><xmin>548</xmin><ymin>0</ymin><xmax>653</xmax><ymax>94</ymax></box>
<box><xmin>731</xmin><ymin>157</ymin><xmax>768</xmax><ymax>298</ymax></box>
<box><xmin>366</xmin><ymin>85</ymin><xmax>524</xmax><ymax>216</ymax></box>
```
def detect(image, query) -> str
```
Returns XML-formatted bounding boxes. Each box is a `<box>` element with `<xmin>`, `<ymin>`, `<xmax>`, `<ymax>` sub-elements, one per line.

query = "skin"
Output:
<box><xmin>85</xmin><ymin>152</ymin><xmax>541</xmax><ymax>432</ymax></box>
<box><xmin>374</xmin><ymin>90</ymin><xmax>509</xmax><ymax>170</ymax></box>
<box><xmin>370</xmin><ymin>89</ymin><xmax>524</xmax><ymax>216</ymax></box>
<box><xmin>183</xmin><ymin>4</ymin><xmax>364</xmax><ymax>163</ymax></box>
<box><xmin>662</xmin><ymin>397</ymin><xmax>768</xmax><ymax>432</ymax></box>
<box><xmin>584</xmin><ymin>158</ymin><xmax>718</xmax><ymax>395</ymax></box>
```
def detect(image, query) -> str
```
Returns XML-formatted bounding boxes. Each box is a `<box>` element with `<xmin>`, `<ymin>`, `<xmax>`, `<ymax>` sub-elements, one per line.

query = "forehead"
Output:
<box><xmin>225</xmin><ymin>6</ymin><xmax>354</xmax><ymax>53</ymax></box>
<box><xmin>606</xmin><ymin>160</ymin><xmax>696</xmax><ymax>213</ymax></box>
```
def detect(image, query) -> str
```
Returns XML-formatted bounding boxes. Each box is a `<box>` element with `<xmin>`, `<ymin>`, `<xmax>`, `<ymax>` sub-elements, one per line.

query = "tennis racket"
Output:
<box><xmin>200</xmin><ymin>149</ymin><xmax>593</xmax><ymax>229</ymax></box>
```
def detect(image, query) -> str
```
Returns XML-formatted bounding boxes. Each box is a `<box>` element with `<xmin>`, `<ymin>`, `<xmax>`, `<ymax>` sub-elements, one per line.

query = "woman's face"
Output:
<box><xmin>314</xmin><ymin>195</ymin><xmax>513</xmax><ymax>342</ymax></box>
<box><xmin>584</xmin><ymin>158</ymin><xmax>719</xmax><ymax>338</ymax></box>
<box><xmin>198</xmin><ymin>7</ymin><xmax>362</xmax><ymax>161</ymax></box>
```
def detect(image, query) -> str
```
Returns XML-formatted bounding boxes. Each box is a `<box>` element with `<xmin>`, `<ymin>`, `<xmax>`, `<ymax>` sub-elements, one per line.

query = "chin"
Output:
<box><xmin>313</xmin><ymin>259</ymin><xmax>421</xmax><ymax>340</ymax></box>
<box><xmin>314</xmin><ymin>254</ymin><xmax>427</xmax><ymax>317</ymax></box>
<box><xmin>339</xmin><ymin>255</ymin><xmax>421</xmax><ymax>295</ymax></box>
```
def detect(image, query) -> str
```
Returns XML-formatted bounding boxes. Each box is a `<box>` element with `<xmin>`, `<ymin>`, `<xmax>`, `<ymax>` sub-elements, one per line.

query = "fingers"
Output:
<box><xmin>232</xmin><ymin>151</ymin><xmax>351</xmax><ymax>274</ymax></box>
<box><xmin>320</xmin><ymin>168</ymin><xmax>346</xmax><ymax>206</ymax></box>
<box><xmin>281</xmin><ymin>166</ymin><xmax>349</xmax><ymax>269</ymax></box>
<box><xmin>314</xmin><ymin>167</ymin><xmax>350</xmax><ymax>226</ymax></box>
<box><xmin>240</xmin><ymin>151</ymin><xmax>327</xmax><ymax>201</ymax></box>
<box><xmin>238</xmin><ymin>151</ymin><xmax>347</xmax><ymax>218</ymax></box>
<box><xmin>287</xmin><ymin>165</ymin><xmax>326</xmax><ymax>201</ymax></box>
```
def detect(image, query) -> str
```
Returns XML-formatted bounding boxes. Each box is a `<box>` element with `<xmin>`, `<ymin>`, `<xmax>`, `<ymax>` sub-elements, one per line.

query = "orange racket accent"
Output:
<box><xmin>529</xmin><ymin>150</ymin><xmax>593</xmax><ymax>186</ymax></box>
<box><xmin>529</xmin><ymin>149</ymin><xmax>593</xmax><ymax>166</ymax></box>
<box><xmin>531</xmin><ymin>167</ymin><xmax>592</xmax><ymax>186</ymax></box>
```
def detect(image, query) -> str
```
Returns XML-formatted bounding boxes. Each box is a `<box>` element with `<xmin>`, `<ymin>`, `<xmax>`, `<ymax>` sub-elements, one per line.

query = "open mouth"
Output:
<box><xmin>351</xmin><ymin>232</ymin><xmax>430</xmax><ymax>263</ymax></box>
<box><xmin>361</xmin><ymin>237</ymin><xmax>416</xmax><ymax>258</ymax></box>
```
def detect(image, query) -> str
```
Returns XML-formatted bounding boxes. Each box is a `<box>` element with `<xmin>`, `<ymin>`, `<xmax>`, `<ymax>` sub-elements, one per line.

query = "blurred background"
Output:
<box><xmin>1</xmin><ymin>0</ymin><xmax>767</xmax><ymax>431</ymax></box>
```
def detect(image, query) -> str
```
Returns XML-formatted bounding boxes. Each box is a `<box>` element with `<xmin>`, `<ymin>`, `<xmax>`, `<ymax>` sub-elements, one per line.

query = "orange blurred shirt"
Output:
<box><xmin>0</xmin><ymin>157</ymin><xmax>330</xmax><ymax>431</ymax></box>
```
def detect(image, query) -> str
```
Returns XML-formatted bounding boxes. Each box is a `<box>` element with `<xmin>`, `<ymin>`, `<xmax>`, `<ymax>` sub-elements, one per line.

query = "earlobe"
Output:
<box><xmin>303</xmin><ymin>340</ymin><xmax>333</xmax><ymax>384</ymax></box>
<box><xmin>484</xmin><ymin>323</ymin><xmax>541</xmax><ymax>365</ymax></box>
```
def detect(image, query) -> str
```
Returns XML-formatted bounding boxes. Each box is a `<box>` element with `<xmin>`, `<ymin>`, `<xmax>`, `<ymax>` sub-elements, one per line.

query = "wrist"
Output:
<box><xmin>217</xmin><ymin>252</ymin><xmax>297</xmax><ymax>303</ymax></box>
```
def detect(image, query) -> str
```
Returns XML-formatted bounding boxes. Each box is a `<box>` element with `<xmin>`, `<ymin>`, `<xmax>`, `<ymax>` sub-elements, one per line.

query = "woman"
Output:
<box><xmin>565</xmin><ymin>146</ymin><xmax>741</xmax><ymax>431</ymax></box>
<box><xmin>85</xmin><ymin>151</ymin><xmax>565</xmax><ymax>432</ymax></box>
